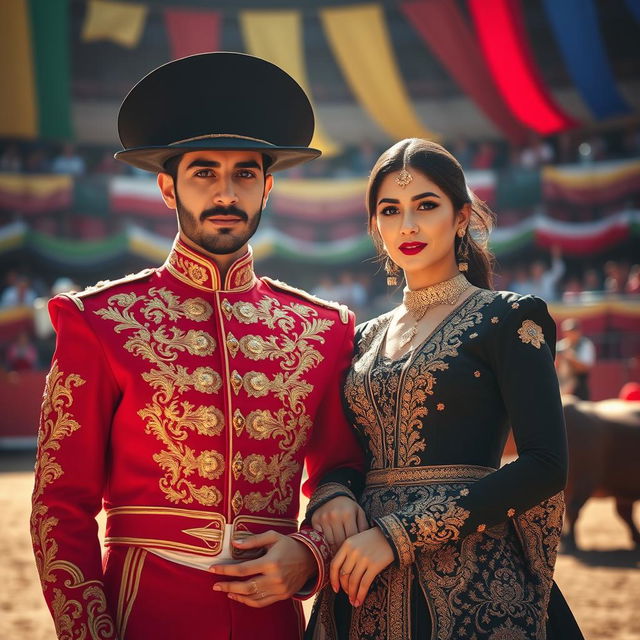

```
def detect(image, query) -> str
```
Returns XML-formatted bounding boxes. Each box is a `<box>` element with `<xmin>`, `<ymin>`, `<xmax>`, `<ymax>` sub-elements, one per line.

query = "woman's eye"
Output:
<box><xmin>379</xmin><ymin>206</ymin><xmax>399</xmax><ymax>216</ymax></box>
<box><xmin>418</xmin><ymin>201</ymin><xmax>437</xmax><ymax>210</ymax></box>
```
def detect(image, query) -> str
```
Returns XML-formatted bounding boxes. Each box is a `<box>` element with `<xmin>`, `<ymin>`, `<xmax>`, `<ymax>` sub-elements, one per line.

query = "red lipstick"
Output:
<box><xmin>399</xmin><ymin>242</ymin><xmax>427</xmax><ymax>255</ymax></box>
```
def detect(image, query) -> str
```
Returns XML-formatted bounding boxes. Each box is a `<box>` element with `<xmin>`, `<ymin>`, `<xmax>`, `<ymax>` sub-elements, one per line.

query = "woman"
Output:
<box><xmin>305</xmin><ymin>139</ymin><xmax>583</xmax><ymax>640</ymax></box>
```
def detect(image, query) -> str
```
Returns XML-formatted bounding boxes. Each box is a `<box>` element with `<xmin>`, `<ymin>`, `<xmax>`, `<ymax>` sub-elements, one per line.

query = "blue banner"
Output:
<box><xmin>542</xmin><ymin>0</ymin><xmax>630</xmax><ymax>120</ymax></box>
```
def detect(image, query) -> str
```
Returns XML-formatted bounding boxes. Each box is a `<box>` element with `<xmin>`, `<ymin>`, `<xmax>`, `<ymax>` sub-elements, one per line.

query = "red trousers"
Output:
<box><xmin>103</xmin><ymin>546</ymin><xmax>305</xmax><ymax>640</ymax></box>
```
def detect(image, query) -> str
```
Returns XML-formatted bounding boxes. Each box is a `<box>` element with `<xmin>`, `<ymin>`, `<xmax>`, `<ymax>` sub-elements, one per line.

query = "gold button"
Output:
<box><xmin>231</xmin><ymin>371</ymin><xmax>243</xmax><ymax>394</ymax></box>
<box><xmin>247</xmin><ymin>338</ymin><xmax>262</xmax><ymax>354</ymax></box>
<box><xmin>248</xmin><ymin>373</ymin><xmax>268</xmax><ymax>392</ymax></box>
<box><xmin>226</xmin><ymin>333</ymin><xmax>239</xmax><ymax>357</ymax></box>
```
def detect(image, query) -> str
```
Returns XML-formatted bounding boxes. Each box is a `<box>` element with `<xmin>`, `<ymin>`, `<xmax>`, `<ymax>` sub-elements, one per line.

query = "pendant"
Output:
<box><xmin>398</xmin><ymin>326</ymin><xmax>416</xmax><ymax>349</ymax></box>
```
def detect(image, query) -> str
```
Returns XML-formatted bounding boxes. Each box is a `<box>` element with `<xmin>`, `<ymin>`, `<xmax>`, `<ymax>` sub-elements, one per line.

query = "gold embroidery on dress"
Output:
<box><xmin>31</xmin><ymin>362</ymin><xmax>116</xmax><ymax>639</ymax></box>
<box><xmin>226</xmin><ymin>296</ymin><xmax>333</xmax><ymax>513</ymax></box>
<box><xmin>517</xmin><ymin>319</ymin><xmax>545</xmax><ymax>349</ymax></box>
<box><xmin>95</xmin><ymin>288</ymin><xmax>224</xmax><ymax>507</ymax></box>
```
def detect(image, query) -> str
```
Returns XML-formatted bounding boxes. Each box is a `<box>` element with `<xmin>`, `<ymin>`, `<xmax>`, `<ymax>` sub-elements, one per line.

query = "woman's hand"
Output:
<box><xmin>311</xmin><ymin>496</ymin><xmax>369</xmax><ymax>551</ymax></box>
<box><xmin>330</xmin><ymin>527</ymin><xmax>394</xmax><ymax>607</ymax></box>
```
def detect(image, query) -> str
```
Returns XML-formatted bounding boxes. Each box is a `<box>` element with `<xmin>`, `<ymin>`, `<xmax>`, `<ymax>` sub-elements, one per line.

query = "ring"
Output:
<box><xmin>249</xmin><ymin>580</ymin><xmax>258</xmax><ymax>595</ymax></box>
<box><xmin>259</xmin><ymin>592</ymin><xmax>266</xmax><ymax>599</ymax></box>
<box><xmin>340</xmin><ymin>570</ymin><xmax>352</xmax><ymax>576</ymax></box>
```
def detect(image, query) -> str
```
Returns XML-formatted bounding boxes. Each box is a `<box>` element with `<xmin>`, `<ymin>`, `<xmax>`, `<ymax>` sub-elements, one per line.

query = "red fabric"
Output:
<box><xmin>103</xmin><ymin>546</ymin><xmax>305</xmax><ymax>639</ymax></box>
<box><xmin>535</xmin><ymin>224</ymin><xmax>630</xmax><ymax>255</ymax></box>
<box><xmin>401</xmin><ymin>0</ymin><xmax>529</xmax><ymax>144</ymax></box>
<box><xmin>31</xmin><ymin>241</ymin><xmax>364</xmax><ymax>636</ymax></box>
<box><xmin>164</xmin><ymin>9</ymin><xmax>221</xmax><ymax>60</ymax></box>
<box><xmin>468</xmin><ymin>0</ymin><xmax>578</xmax><ymax>134</ymax></box>
<box><xmin>619</xmin><ymin>382</ymin><xmax>640</xmax><ymax>401</ymax></box>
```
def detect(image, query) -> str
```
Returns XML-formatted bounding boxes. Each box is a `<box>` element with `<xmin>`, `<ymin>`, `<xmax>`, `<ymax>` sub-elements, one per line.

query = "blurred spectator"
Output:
<box><xmin>352</xmin><ymin>139</ymin><xmax>380</xmax><ymax>175</ymax></box>
<box><xmin>511</xmin><ymin>247</ymin><xmax>565</xmax><ymax>300</ymax></box>
<box><xmin>5</xmin><ymin>331</ymin><xmax>38</xmax><ymax>372</ymax></box>
<box><xmin>450</xmin><ymin>137</ymin><xmax>474</xmax><ymax>170</ymax></box>
<box><xmin>622</xmin><ymin>125</ymin><xmax>640</xmax><ymax>158</ymax></box>
<box><xmin>583</xmin><ymin>268</ymin><xmax>602</xmax><ymax>292</ymax></box>
<box><xmin>472</xmin><ymin>141</ymin><xmax>497</xmax><ymax>170</ymax></box>
<box><xmin>312</xmin><ymin>275</ymin><xmax>341</xmax><ymax>302</ymax></box>
<box><xmin>556</xmin><ymin>132</ymin><xmax>575</xmax><ymax>164</ymax></box>
<box><xmin>508</xmin><ymin>266</ymin><xmax>531</xmax><ymax>295</ymax></box>
<box><xmin>519</xmin><ymin>136</ymin><xmax>554</xmax><ymax>169</ymax></box>
<box><xmin>52</xmin><ymin>143</ymin><xmax>86</xmax><ymax>175</ymax></box>
<box><xmin>335</xmin><ymin>271</ymin><xmax>367</xmax><ymax>310</ymax></box>
<box><xmin>561</xmin><ymin>276</ymin><xmax>583</xmax><ymax>302</ymax></box>
<box><xmin>1</xmin><ymin>274</ymin><xmax>37</xmax><ymax>307</ymax></box>
<box><xmin>93</xmin><ymin>150</ymin><xmax>124</xmax><ymax>175</ymax></box>
<box><xmin>624</xmin><ymin>264</ymin><xmax>640</xmax><ymax>294</ymax></box>
<box><xmin>0</xmin><ymin>143</ymin><xmax>23</xmax><ymax>172</ymax></box>
<box><xmin>577</xmin><ymin>135</ymin><xmax>607</xmax><ymax>164</ymax></box>
<box><xmin>24</xmin><ymin>148</ymin><xmax>50</xmax><ymax>173</ymax></box>
<box><xmin>604</xmin><ymin>260</ymin><xmax>625</xmax><ymax>294</ymax></box>
<box><xmin>556</xmin><ymin>318</ymin><xmax>596</xmax><ymax>400</ymax></box>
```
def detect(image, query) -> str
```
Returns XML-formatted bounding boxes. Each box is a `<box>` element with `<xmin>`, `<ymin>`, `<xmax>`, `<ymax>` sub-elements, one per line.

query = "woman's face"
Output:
<box><xmin>373</xmin><ymin>169</ymin><xmax>469</xmax><ymax>287</ymax></box>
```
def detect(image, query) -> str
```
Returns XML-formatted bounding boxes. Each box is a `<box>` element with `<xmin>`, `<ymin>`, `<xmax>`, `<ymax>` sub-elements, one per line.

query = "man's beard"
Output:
<box><xmin>176</xmin><ymin>194</ymin><xmax>262</xmax><ymax>256</ymax></box>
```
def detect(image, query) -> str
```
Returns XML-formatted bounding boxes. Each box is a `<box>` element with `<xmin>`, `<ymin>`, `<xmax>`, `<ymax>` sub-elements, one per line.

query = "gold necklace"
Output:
<box><xmin>399</xmin><ymin>274</ymin><xmax>471</xmax><ymax>348</ymax></box>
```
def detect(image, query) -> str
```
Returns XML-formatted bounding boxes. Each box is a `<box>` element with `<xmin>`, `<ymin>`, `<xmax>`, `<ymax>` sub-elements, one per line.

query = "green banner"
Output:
<box><xmin>29</xmin><ymin>0</ymin><xmax>73</xmax><ymax>139</ymax></box>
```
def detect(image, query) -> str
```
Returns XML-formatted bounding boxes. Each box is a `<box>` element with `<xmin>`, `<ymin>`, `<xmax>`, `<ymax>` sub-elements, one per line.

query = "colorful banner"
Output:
<box><xmin>164</xmin><ymin>8</ymin><xmax>220</xmax><ymax>60</ymax></box>
<box><xmin>468</xmin><ymin>0</ymin><xmax>577</xmax><ymax>134</ymax></box>
<box><xmin>0</xmin><ymin>0</ymin><xmax>37</xmax><ymax>138</ymax></box>
<box><xmin>240</xmin><ymin>10</ymin><xmax>340</xmax><ymax>156</ymax></box>
<box><xmin>401</xmin><ymin>0</ymin><xmax>529</xmax><ymax>144</ymax></box>
<box><xmin>82</xmin><ymin>0</ymin><xmax>147</xmax><ymax>48</ymax></box>
<box><xmin>29</xmin><ymin>0</ymin><xmax>73</xmax><ymax>139</ymax></box>
<box><xmin>320</xmin><ymin>3</ymin><xmax>439</xmax><ymax>141</ymax></box>
<box><xmin>542</xmin><ymin>0</ymin><xmax>630</xmax><ymax>120</ymax></box>
<box><xmin>0</xmin><ymin>174</ymin><xmax>72</xmax><ymax>214</ymax></box>
<box><xmin>542</xmin><ymin>159</ymin><xmax>640</xmax><ymax>205</ymax></box>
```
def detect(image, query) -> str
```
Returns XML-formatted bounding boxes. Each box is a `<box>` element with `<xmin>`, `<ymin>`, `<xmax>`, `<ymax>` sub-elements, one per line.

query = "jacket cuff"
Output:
<box><xmin>375</xmin><ymin>515</ymin><xmax>415</xmax><ymax>566</ymax></box>
<box><xmin>306</xmin><ymin>482</ymin><xmax>358</xmax><ymax>520</ymax></box>
<box><xmin>288</xmin><ymin>528</ymin><xmax>331</xmax><ymax>600</ymax></box>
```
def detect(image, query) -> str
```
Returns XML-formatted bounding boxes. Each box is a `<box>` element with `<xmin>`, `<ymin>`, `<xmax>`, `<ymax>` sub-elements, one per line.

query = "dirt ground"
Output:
<box><xmin>2</xmin><ymin>452</ymin><xmax>639</xmax><ymax>640</ymax></box>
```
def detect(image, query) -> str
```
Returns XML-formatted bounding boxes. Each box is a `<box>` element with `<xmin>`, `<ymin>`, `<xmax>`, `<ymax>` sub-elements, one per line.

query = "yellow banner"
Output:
<box><xmin>240</xmin><ymin>9</ymin><xmax>340</xmax><ymax>157</ymax></box>
<box><xmin>320</xmin><ymin>3</ymin><xmax>438</xmax><ymax>142</ymax></box>
<box><xmin>82</xmin><ymin>0</ymin><xmax>147</xmax><ymax>48</ymax></box>
<box><xmin>0</xmin><ymin>0</ymin><xmax>37</xmax><ymax>138</ymax></box>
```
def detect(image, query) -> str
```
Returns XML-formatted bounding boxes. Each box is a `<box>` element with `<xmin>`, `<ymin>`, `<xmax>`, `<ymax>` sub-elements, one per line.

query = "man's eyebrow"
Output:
<box><xmin>185</xmin><ymin>159</ymin><xmax>220</xmax><ymax>169</ymax></box>
<box><xmin>235</xmin><ymin>161</ymin><xmax>262</xmax><ymax>170</ymax></box>
<box><xmin>411</xmin><ymin>191</ymin><xmax>440</xmax><ymax>201</ymax></box>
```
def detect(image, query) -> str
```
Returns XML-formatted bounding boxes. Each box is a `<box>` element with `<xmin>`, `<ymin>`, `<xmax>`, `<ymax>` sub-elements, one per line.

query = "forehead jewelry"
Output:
<box><xmin>395</xmin><ymin>167</ymin><xmax>413</xmax><ymax>188</ymax></box>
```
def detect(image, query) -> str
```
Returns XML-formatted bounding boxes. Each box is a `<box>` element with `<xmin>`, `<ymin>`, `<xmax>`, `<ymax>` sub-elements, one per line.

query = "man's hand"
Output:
<box><xmin>210</xmin><ymin>531</ymin><xmax>316</xmax><ymax>608</ymax></box>
<box><xmin>311</xmin><ymin>496</ymin><xmax>369</xmax><ymax>551</ymax></box>
<box><xmin>330</xmin><ymin>527</ymin><xmax>394</xmax><ymax>607</ymax></box>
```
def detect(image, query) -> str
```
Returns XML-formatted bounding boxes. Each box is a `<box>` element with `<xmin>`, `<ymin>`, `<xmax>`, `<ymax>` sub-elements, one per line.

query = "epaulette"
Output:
<box><xmin>59</xmin><ymin>268</ymin><xmax>155</xmax><ymax>311</ymax></box>
<box><xmin>262</xmin><ymin>276</ymin><xmax>350</xmax><ymax>324</ymax></box>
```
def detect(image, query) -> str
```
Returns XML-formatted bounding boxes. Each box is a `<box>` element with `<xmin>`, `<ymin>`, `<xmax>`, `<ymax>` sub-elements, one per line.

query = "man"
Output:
<box><xmin>31</xmin><ymin>53</ymin><xmax>362</xmax><ymax>640</ymax></box>
<box><xmin>556</xmin><ymin>318</ymin><xmax>596</xmax><ymax>399</ymax></box>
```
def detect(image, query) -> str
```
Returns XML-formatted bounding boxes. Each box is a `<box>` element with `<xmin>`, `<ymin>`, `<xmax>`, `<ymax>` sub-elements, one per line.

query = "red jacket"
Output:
<box><xmin>31</xmin><ymin>238</ymin><xmax>363</xmax><ymax>639</ymax></box>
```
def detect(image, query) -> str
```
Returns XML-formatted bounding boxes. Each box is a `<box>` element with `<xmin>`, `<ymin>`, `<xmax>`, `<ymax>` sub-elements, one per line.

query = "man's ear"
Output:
<box><xmin>157</xmin><ymin>172</ymin><xmax>177</xmax><ymax>210</ymax></box>
<box><xmin>262</xmin><ymin>173</ymin><xmax>274</xmax><ymax>208</ymax></box>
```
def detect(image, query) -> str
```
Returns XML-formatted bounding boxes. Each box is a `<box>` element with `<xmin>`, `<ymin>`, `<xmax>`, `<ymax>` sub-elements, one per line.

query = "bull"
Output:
<box><xmin>562</xmin><ymin>396</ymin><xmax>640</xmax><ymax>551</ymax></box>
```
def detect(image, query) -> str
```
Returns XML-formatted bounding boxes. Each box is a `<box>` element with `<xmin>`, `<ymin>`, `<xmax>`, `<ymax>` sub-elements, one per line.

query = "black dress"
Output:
<box><xmin>306</xmin><ymin>290</ymin><xmax>584</xmax><ymax>640</ymax></box>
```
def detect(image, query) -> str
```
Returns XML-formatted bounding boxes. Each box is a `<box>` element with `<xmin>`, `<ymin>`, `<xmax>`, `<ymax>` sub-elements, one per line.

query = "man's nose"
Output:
<box><xmin>214</xmin><ymin>176</ymin><xmax>238</xmax><ymax>205</ymax></box>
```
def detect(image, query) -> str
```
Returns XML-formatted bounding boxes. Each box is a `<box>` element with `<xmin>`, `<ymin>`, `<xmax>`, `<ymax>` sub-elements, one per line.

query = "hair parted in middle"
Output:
<box><xmin>366</xmin><ymin>138</ymin><xmax>496</xmax><ymax>290</ymax></box>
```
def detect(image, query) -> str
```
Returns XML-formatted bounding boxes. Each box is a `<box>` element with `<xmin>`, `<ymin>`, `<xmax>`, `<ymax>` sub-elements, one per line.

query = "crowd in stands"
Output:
<box><xmin>1</xmin><ymin>123</ymin><xmax>639</xmax><ymax>181</ymax></box>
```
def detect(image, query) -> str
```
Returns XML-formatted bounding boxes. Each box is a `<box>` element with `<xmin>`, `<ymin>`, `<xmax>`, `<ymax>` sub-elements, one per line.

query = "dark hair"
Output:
<box><xmin>161</xmin><ymin>153</ymin><xmax>273</xmax><ymax>181</ymax></box>
<box><xmin>366</xmin><ymin>138</ymin><xmax>495</xmax><ymax>290</ymax></box>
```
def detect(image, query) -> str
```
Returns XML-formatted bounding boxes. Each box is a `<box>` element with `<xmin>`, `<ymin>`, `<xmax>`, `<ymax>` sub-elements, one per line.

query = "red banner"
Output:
<box><xmin>164</xmin><ymin>8</ymin><xmax>221</xmax><ymax>60</ymax></box>
<box><xmin>401</xmin><ymin>0</ymin><xmax>528</xmax><ymax>144</ymax></box>
<box><xmin>468</xmin><ymin>0</ymin><xmax>578</xmax><ymax>135</ymax></box>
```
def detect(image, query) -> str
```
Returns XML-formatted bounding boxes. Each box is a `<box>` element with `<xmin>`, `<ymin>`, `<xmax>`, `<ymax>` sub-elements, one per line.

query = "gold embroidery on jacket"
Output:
<box><xmin>31</xmin><ymin>362</ymin><xmax>116</xmax><ymax>639</ymax></box>
<box><xmin>517</xmin><ymin>319</ymin><xmax>545</xmax><ymax>349</ymax></box>
<box><xmin>95</xmin><ymin>288</ymin><xmax>224</xmax><ymax>507</ymax></box>
<box><xmin>228</xmin><ymin>296</ymin><xmax>333</xmax><ymax>513</ymax></box>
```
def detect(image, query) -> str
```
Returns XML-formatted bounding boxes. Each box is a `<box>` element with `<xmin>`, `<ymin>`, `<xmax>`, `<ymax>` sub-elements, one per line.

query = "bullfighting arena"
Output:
<box><xmin>1</xmin><ymin>453</ymin><xmax>638</xmax><ymax>640</ymax></box>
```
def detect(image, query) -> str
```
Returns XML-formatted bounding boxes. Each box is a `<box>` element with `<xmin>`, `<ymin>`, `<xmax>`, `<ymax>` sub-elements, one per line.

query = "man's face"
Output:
<box><xmin>157</xmin><ymin>150</ymin><xmax>273</xmax><ymax>256</ymax></box>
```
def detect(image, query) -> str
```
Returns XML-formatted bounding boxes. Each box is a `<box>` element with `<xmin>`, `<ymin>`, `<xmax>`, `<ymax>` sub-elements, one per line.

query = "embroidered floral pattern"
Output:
<box><xmin>31</xmin><ymin>362</ymin><xmax>116</xmax><ymax>639</ymax></box>
<box><xmin>517</xmin><ymin>319</ymin><xmax>545</xmax><ymax>349</ymax></box>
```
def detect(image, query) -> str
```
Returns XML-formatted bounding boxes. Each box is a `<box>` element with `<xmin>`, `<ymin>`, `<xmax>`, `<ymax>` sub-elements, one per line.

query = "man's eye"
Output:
<box><xmin>194</xmin><ymin>169</ymin><xmax>214</xmax><ymax>177</ymax></box>
<box><xmin>236</xmin><ymin>170</ymin><xmax>256</xmax><ymax>179</ymax></box>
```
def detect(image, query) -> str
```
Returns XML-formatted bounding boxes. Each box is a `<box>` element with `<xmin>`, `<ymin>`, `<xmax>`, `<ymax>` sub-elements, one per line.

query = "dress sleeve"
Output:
<box><xmin>375</xmin><ymin>296</ymin><xmax>568</xmax><ymax>566</ymax></box>
<box><xmin>30</xmin><ymin>296</ymin><xmax>120</xmax><ymax>638</ymax></box>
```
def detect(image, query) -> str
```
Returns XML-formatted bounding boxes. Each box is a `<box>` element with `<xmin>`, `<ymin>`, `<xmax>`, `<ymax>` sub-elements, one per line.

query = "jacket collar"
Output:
<box><xmin>164</xmin><ymin>236</ymin><xmax>256</xmax><ymax>292</ymax></box>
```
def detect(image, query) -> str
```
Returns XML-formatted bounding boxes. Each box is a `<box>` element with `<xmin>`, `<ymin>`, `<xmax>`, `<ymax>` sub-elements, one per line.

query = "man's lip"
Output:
<box><xmin>204</xmin><ymin>216</ymin><xmax>243</xmax><ymax>223</ymax></box>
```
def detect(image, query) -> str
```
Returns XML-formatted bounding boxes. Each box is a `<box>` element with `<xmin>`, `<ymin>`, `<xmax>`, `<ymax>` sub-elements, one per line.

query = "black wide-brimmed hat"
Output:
<box><xmin>114</xmin><ymin>52</ymin><xmax>321</xmax><ymax>173</ymax></box>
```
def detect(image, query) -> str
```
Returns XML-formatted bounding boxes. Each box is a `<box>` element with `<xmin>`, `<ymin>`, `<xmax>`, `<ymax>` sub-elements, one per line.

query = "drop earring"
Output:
<box><xmin>384</xmin><ymin>256</ymin><xmax>400</xmax><ymax>286</ymax></box>
<box><xmin>457</xmin><ymin>228</ymin><xmax>469</xmax><ymax>272</ymax></box>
